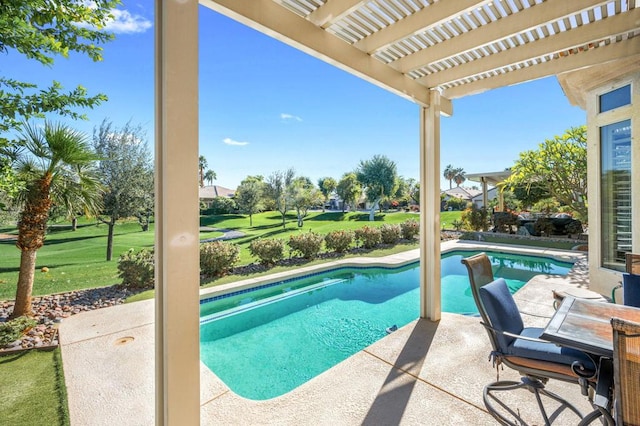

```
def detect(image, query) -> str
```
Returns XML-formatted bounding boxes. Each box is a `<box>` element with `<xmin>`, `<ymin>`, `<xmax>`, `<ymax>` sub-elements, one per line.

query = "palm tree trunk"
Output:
<box><xmin>11</xmin><ymin>249</ymin><xmax>37</xmax><ymax>318</ymax></box>
<box><xmin>71</xmin><ymin>216</ymin><xmax>78</xmax><ymax>231</ymax></box>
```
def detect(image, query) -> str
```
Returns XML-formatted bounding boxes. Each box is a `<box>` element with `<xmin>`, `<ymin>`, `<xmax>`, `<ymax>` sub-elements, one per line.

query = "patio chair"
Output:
<box><xmin>611</xmin><ymin>317</ymin><xmax>640</xmax><ymax>426</ymax></box>
<box><xmin>462</xmin><ymin>254</ymin><xmax>598</xmax><ymax>425</ymax></box>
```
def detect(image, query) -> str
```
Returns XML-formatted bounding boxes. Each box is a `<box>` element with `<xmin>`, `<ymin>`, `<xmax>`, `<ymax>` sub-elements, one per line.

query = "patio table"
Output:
<box><xmin>541</xmin><ymin>296</ymin><xmax>640</xmax><ymax>425</ymax></box>
<box><xmin>541</xmin><ymin>296</ymin><xmax>640</xmax><ymax>358</ymax></box>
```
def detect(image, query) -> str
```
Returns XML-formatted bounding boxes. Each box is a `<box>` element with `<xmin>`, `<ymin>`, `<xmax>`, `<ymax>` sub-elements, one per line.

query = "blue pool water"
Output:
<box><xmin>200</xmin><ymin>250</ymin><xmax>573</xmax><ymax>400</ymax></box>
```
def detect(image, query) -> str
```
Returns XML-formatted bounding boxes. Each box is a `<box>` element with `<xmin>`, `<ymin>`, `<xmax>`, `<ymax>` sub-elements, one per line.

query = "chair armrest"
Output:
<box><xmin>480</xmin><ymin>322</ymin><xmax>551</xmax><ymax>344</ymax></box>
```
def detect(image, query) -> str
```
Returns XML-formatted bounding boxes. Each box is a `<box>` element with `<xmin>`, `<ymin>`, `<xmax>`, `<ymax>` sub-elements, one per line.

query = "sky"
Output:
<box><xmin>4</xmin><ymin>1</ymin><xmax>587</xmax><ymax>191</ymax></box>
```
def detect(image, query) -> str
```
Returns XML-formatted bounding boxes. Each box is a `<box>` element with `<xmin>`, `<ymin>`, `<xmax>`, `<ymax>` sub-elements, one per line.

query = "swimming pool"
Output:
<box><xmin>200</xmin><ymin>250</ymin><xmax>573</xmax><ymax>400</ymax></box>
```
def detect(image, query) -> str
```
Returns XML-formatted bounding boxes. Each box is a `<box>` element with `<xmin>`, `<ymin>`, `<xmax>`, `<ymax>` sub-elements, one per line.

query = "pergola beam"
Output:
<box><xmin>393</xmin><ymin>0</ymin><xmax>611</xmax><ymax>74</ymax></box>
<box><xmin>200</xmin><ymin>0</ymin><xmax>452</xmax><ymax>114</ymax></box>
<box><xmin>307</xmin><ymin>0</ymin><xmax>367</xmax><ymax>28</ymax></box>
<box><xmin>443</xmin><ymin>38</ymin><xmax>640</xmax><ymax>99</ymax></box>
<box><xmin>420</xmin><ymin>9</ymin><xmax>640</xmax><ymax>88</ymax></box>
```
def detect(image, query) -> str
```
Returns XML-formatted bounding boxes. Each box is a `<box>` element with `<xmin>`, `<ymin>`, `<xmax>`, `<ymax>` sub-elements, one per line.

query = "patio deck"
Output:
<box><xmin>60</xmin><ymin>241</ymin><xmax>597</xmax><ymax>425</ymax></box>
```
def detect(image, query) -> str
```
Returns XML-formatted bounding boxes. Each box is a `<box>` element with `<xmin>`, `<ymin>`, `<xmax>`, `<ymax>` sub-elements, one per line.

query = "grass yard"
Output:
<box><xmin>0</xmin><ymin>210</ymin><xmax>429</xmax><ymax>300</ymax></box>
<box><xmin>0</xmin><ymin>349</ymin><xmax>69</xmax><ymax>426</ymax></box>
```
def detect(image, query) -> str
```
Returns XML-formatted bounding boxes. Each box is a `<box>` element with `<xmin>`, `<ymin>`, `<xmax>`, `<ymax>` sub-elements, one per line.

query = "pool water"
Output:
<box><xmin>200</xmin><ymin>250</ymin><xmax>573</xmax><ymax>400</ymax></box>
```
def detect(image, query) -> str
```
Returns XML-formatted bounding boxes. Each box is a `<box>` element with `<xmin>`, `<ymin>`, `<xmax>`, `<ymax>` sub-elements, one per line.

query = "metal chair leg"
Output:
<box><xmin>484</xmin><ymin>378</ymin><xmax>585</xmax><ymax>426</ymax></box>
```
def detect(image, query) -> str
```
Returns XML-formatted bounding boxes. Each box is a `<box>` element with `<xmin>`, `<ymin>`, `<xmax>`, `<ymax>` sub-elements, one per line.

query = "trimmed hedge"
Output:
<box><xmin>249</xmin><ymin>239</ymin><xmax>285</xmax><ymax>266</ymax></box>
<box><xmin>324</xmin><ymin>229</ymin><xmax>355</xmax><ymax>253</ymax></box>
<box><xmin>200</xmin><ymin>241</ymin><xmax>240</xmax><ymax>277</ymax></box>
<box><xmin>118</xmin><ymin>248</ymin><xmax>155</xmax><ymax>289</ymax></box>
<box><xmin>288</xmin><ymin>232</ymin><xmax>324</xmax><ymax>259</ymax></box>
<box><xmin>355</xmin><ymin>226</ymin><xmax>382</xmax><ymax>249</ymax></box>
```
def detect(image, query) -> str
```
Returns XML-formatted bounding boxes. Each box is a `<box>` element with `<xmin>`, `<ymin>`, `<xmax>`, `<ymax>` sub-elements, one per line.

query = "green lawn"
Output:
<box><xmin>0</xmin><ymin>211</ymin><xmax>426</xmax><ymax>300</ymax></box>
<box><xmin>0</xmin><ymin>349</ymin><xmax>69</xmax><ymax>426</ymax></box>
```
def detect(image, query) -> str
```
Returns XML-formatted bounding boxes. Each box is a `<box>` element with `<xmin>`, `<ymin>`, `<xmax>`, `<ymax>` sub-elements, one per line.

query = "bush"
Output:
<box><xmin>324</xmin><ymin>230</ymin><xmax>355</xmax><ymax>253</ymax></box>
<box><xmin>288</xmin><ymin>232</ymin><xmax>324</xmax><ymax>259</ymax></box>
<box><xmin>400</xmin><ymin>219</ymin><xmax>420</xmax><ymax>240</ymax></box>
<box><xmin>355</xmin><ymin>226</ymin><xmax>382</xmax><ymax>249</ymax></box>
<box><xmin>461</xmin><ymin>205</ymin><xmax>489</xmax><ymax>231</ymax></box>
<box><xmin>249</xmin><ymin>239</ymin><xmax>285</xmax><ymax>265</ymax></box>
<box><xmin>492</xmin><ymin>211</ymin><xmax>518</xmax><ymax>234</ymax></box>
<box><xmin>534</xmin><ymin>217</ymin><xmax>555</xmax><ymax>237</ymax></box>
<box><xmin>200</xmin><ymin>241</ymin><xmax>240</xmax><ymax>277</ymax></box>
<box><xmin>118</xmin><ymin>248</ymin><xmax>155</xmax><ymax>289</ymax></box>
<box><xmin>0</xmin><ymin>316</ymin><xmax>37</xmax><ymax>347</ymax></box>
<box><xmin>380</xmin><ymin>224</ymin><xmax>401</xmax><ymax>244</ymax></box>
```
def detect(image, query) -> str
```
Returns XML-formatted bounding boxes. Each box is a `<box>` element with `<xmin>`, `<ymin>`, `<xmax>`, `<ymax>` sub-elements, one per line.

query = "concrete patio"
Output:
<box><xmin>60</xmin><ymin>241</ymin><xmax>598</xmax><ymax>425</ymax></box>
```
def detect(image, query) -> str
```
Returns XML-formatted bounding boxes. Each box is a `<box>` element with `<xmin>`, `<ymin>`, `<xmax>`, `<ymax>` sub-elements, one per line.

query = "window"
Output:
<box><xmin>599</xmin><ymin>85</ymin><xmax>631</xmax><ymax>113</ymax></box>
<box><xmin>600</xmin><ymin>120</ymin><xmax>631</xmax><ymax>271</ymax></box>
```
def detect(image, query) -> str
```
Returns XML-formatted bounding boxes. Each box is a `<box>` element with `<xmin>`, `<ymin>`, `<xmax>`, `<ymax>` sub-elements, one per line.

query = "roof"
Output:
<box><xmin>202</xmin><ymin>0</ymin><xmax>640</xmax><ymax>112</ymax></box>
<box><xmin>442</xmin><ymin>186</ymin><xmax>482</xmax><ymax>200</ymax></box>
<box><xmin>199</xmin><ymin>185</ymin><xmax>235</xmax><ymax>199</ymax></box>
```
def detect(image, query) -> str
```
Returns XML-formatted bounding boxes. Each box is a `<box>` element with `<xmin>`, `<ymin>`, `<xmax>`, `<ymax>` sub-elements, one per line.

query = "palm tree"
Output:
<box><xmin>198</xmin><ymin>155</ymin><xmax>208</xmax><ymax>187</ymax></box>
<box><xmin>204</xmin><ymin>169</ymin><xmax>216</xmax><ymax>186</ymax></box>
<box><xmin>453</xmin><ymin>168</ymin><xmax>466</xmax><ymax>187</ymax></box>
<box><xmin>10</xmin><ymin>121</ymin><xmax>101</xmax><ymax>318</ymax></box>
<box><xmin>443</xmin><ymin>164</ymin><xmax>456</xmax><ymax>189</ymax></box>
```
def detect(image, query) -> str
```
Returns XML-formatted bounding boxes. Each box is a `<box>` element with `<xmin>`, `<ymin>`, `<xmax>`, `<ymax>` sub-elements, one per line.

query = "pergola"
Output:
<box><xmin>466</xmin><ymin>170</ymin><xmax>513</xmax><ymax>211</ymax></box>
<box><xmin>155</xmin><ymin>1</ymin><xmax>639</xmax><ymax>423</ymax></box>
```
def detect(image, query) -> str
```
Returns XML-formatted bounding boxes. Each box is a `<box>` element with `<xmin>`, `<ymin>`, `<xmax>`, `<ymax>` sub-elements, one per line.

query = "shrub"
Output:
<box><xmin>249</xmin><ymin>239</ymin><xmax>285</xmax><ymax>265</ymax></box>
<box><xmin>380</xmin><ymin>224</ymin><xmax>401</xmax><ymax>244</ymax></box>
<box><xmin>209</xmin><ymin>196</ymin><xmax>237</xmax><ymax>214</ymax></box>
<box><xmin>200</xmin><ymin>241</ymin><xmax>240</xmax><ymax>277</ymax></box>
<box><xmin>324</xmin><ymin>230</ymin><xmax>355</xmax><ymax>253</ymax></box>
<box><xmin>461</xmin><ymin>205</ymin><xmax>489</xmax><ymax>231</ymax></box>
<box><xmin>400</xmin><ymin>219</ymin><xmax>420</xmax><ymax>240</ymax></box>
<box><xmin>534</xmin><ymin>217</ymin><xmax>555</xmax><ymax>237</ymax></box>
<box><xmin>355</xmin><ymin>226</ymin><xmax>382</xmax><ymax>249</ymax></box>
<box><xmin>0</xmin><ymin>316</ymin><xmax>37</xmax><ymax>347</ymax></box>
<box><xmin>492</xmin><ymin>211</ymin><xmax>519</xmax><ymax>234</ymax></box>
<box><xmin>288</xmin><ymin>232</ymin><xmax>324</xmax><ymax>259</ymax></box>
<box><xmin>118</xmin><ymin>248</ymin><xmax>155</xmax><ymax>289</ymax></box>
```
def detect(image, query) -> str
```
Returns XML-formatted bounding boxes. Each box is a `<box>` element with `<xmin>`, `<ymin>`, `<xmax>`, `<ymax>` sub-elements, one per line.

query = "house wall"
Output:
<box><xmin>587</xmin><ymin>71</ymin><xmax>640</xmax><ymax>297</ymax></box>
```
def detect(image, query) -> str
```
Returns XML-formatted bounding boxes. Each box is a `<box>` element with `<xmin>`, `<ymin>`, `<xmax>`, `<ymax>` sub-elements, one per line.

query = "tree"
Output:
<box><xmin>407</xmin><ymin>178</ymin><xmax>420</xmax><ymax>205</ymax></box>
<box><xmin>356</xmin><ymin>155</ymin><xmax>398</xmax><ymax>221</ymax></box>
<box><xmin>204</xmin><ymin>169</ymin><xmax>216</xmax><ymax>186</ymax></box>
<box><xmin>453</xmin><ymin>168</ymin><xmax>466</xmax><ymax>187</ymax></box>
<box><xmin>10</xmin><ymin>121</ymin><xmax>101</xmax><ymax>318</ymax></box>
<box><xmin>53</xmin><ymin>163</ymin><xmax>104</xmax><ymax>231</ymax></box>
<box><xmin>266</xmin><ymin>168</ymin><xmax>295</xmax><ymax>229</ymax></box>
<box><xmin>198</xmin><ymin>156</ymin><xmax>208</xmax><ymax>188</ymax></box>
<box><xmin>336</xmin><ymin>172</ymin><xmax>361</xmax><ymax>212</ymax></box>
<box><xmin>443</xmin><ymin>164</ymin><xmax>456</xmax><ymax>189</ymax></box>
<box><xmin>317</xmin><ymin>177</ymin><xmax>337</xmax><ymax>211</ymax></box>
<box><xmin>289</xmin><ymin>177</ymin><xmax>322</xmax><ymax>227</ymax></box>
<box><xmin>93</xmin><ymin>120</ymin><xmax>153</xmax><ymax>261</ymax></box>
<box><xmin>504</xmin><ymin>126</ymin><xmax>588</xmax><ymax>220</ymax></box>
<box><xmin>0</xmin><ymin>1</ymin><xmax>117</xmax><ymax>145</ymax></box>
<box><xmin>235</xmin><ymin>179</ymin><xmax>263</xmax><ymax>226</ymax></box>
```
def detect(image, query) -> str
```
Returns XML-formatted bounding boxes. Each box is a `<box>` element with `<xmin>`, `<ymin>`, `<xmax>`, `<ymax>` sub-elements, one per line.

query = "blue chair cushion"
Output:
<box><xmin>478</xmin><ymin>278</ymin><xmax>524</xmax><ymax>349</ymax></box>
<box><xmin>508</xmin><ymin>328</ymin><xmax>596</xmax><ymax>371</ymax></box>
<box><xmin>623</xmin><ymin>273</ymin><xmax>640</xmax><ymax>308</ymax></box>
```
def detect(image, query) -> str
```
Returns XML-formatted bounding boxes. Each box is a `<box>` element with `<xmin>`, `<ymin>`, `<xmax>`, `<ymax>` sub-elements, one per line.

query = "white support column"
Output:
<box><xmin>419</xmin><ymin>90</ymin><xmax>442</xmax><ymax>321</ymax></box>
<box><xmin>155</xmin><ymin>1</ymin><xmax>200</xmax><ymax>425</ymax></box>
<box><xmin>481</xmin><ymin>177</ymin><xmax>488</xmax><ymax>210</ymax></box>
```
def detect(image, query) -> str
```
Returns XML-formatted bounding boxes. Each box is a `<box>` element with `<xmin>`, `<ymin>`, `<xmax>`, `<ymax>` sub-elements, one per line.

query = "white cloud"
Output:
<box><xmin>223</xmin><ymin>138</ymin><xmax>249</xmax><ymax>146</ymax></box>
<box><xmin>280</xmin><ymin>113</ymin><xmax>303</xmax><ymax>122</ymax></box>
<box><xmin>104</xmin><ymin>9</ymin><xmax>152</xmax><ymax>34</ymax></box>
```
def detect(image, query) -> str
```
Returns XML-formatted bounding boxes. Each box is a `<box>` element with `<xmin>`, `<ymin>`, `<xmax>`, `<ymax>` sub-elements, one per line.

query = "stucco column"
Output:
<box><xmin>419</xmin><ymin>90</ymin><xmax>442</xmax><ymax>321</ymax></box>
<box><xmin>155</xmin><ymin>1</ymin><xmax>200</xmax><ymax>424</ymax></box>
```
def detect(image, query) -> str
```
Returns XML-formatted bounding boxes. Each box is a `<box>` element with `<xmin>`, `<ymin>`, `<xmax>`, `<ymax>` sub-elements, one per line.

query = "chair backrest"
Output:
<box><xmin>612</xmin><ymin>317</ymin><xmax>640</xmax><ymax>426</ymax></box>
<box><xmin>461</xmin><ymin>253</ymin><xmax>494</xmax><ymax>315</ymax></box>
<box><xmin>478</xmin><ymin>278</ymin><xmax>525</xmax><ymax>350</ymax></box>
<box><xmin>626</xmin><ymin>253</ymin><xmax>640</xmax><ymax>274</ymax></box>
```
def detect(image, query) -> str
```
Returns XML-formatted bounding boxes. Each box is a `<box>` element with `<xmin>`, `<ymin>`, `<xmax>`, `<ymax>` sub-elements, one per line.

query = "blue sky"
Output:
<box><xmin>4</xmin><ymin>1</ymin><xmax>587</xmax><ymax>190</ymax></box>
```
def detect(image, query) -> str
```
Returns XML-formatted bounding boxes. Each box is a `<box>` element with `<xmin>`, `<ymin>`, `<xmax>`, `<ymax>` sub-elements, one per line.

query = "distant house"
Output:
<box><xmin>441</xmin><ymin>187</ymin><xmax>482</xmax><ymax>202</ymax></box>
<box><xmin>470</xmin><ymin>187</ymin><xmax>499</xmax><ymax>209</ymax></box>
<box><xmin>199</xmin><ymin>185</ymin><xmax>235</xmax><ymax>208</ymax></box>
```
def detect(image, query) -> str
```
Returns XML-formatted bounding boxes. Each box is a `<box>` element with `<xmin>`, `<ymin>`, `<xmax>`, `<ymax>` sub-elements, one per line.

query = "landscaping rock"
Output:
<box><xmin>0</xmin><ymin>284</ymin><xmax>147</xmax><ymax>352</ymax></box>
